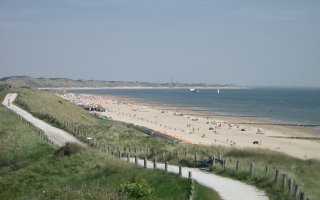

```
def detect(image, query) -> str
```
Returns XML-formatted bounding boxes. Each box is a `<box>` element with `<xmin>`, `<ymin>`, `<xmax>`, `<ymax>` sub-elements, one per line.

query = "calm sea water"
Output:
<box><xmin>69</xmin><ymin>88</ymin><xmax>320</xmax><ymax>126</ymax></box>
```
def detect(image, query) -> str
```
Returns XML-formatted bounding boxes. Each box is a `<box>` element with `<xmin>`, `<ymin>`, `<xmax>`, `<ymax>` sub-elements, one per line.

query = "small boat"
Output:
<box><xmin>217</xmin><ymin>89</ymin><xmax>220</xmax><ymax>94</ymax></box>
<box><xmin>190</xmin><ymin>88</ymin><xmax>199</xmax><ymax>93</ymax></box>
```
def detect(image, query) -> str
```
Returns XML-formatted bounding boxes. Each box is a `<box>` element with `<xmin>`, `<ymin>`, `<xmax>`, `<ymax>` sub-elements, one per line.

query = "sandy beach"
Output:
<box><xmin>59</xmin><ymin>93</ymin><xmax>320</xmax><ymax>160</ymax></box>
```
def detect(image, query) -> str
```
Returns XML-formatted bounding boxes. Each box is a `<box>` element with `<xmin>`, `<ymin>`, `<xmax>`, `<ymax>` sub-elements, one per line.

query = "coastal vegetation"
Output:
<box><xmin>11</xmin><ymin>88</ymin><xmax>320</xmax><ymax>200</ymax></box>
<box><xmin>0</xmin><ymin>87</ymin><xmax>220</xmax><ymax>199</ymax></box>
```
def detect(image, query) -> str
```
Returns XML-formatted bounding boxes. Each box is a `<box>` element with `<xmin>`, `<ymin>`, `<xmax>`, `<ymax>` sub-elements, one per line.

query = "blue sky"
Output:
<box><xmin>1</xmin><ymin>0</ymin><xmax>320</xmax><ymax>86</ymax></box>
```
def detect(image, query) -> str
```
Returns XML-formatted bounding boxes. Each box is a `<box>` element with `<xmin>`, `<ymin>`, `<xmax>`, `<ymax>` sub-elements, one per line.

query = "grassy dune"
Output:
<box><xmin>15</xmin><ymin>88</ymin><xmax>175</xmax><ymax>149</ymax></box>
<box><xmin>0</xmin><ymin>89</ymin><xmax>220</xmax><ymax>200</ymax></box>
<box><xmin>0</xmin><ymin>106</ymin><xmax>54</xmax><ymax>177</ymax></box>
<box><xmin>16</xmin><ymin>88</ymin><xmax>98</xmax><ymax>125</ymax></box>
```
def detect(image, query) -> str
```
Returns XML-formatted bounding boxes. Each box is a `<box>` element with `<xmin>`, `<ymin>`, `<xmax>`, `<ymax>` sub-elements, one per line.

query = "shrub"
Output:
<box><xmin>120</xmin><ymin>176</ymin><xmax>153</xmax><ymax>199</ymax></box>
<box><xmin>55</xmin><ymin>142</ymin><xmax>83</xmax><ymax>157</ymax></box>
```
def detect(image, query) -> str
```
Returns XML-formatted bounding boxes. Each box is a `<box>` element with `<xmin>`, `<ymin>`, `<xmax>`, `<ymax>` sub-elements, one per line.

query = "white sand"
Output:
<box><xmin>60</xmin><ymin>93</ymin><xmax>320</xmax><ymax>160</ymax></box>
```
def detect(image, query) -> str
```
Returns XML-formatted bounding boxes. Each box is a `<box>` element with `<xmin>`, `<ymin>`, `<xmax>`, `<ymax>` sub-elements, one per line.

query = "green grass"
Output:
<box><xmin>0</xmin><ymin>84</ymin><xmax>11</xmax><ymax>102</ymax></box>
<box><xmin>0</xmin><ymin>89</ymin><xmax>221</xmax><ymax>200</ymax></box>
<box><xmin>194</xmin><ymin>181</ymin><xmax>221</xmax><ymax>200</ymax></box>
<box><xmin>0</xmin><ymin>149</ymin><xmax>191</xmax><ymax>199</ymax></box>
<box><xmin>15</xmin><ymin>88</ymin><xmax>97</xmax><ymax>125</ymax></box>
<box><xmin>221</xmin><ymin>148</ymin><xmax>320</xmax><ymax>199</ymax></box>
<box><xmin>0</xmin><ymin>106</ymin><xmax>54</xmax><ymax>176</ymax></box>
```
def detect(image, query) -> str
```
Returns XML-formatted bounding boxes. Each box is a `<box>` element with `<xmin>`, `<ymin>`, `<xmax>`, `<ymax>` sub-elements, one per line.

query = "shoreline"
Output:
<box><xmin>132</xmin><ymin>100</ymin><xmax>320</xmax><ymax>131</ymax></box>
<box><xmin>66</xmin><ymin>88</ymin><xmax>320</xmax><ymax>127</ymax></box>
<box><xmin>144</xmin><ymin>101</ymin><xmax>320</xmax><ymax>138</ymax></box>
<box><xmin>59</xmin><ymin>92</ymin><xmax>320</xmax><ymax>160</ymax></box>
<box><xmin>40</xmin><ymin>86</ymin><xmax>248</xmax><ymax>90</ymax></box>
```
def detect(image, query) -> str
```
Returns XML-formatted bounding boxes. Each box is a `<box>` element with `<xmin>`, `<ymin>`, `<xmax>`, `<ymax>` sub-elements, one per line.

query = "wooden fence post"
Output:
<box><xmin>288</xmin><ymin>178</ymin><xmax>293</xmax><ymax>193</ymax></box>
<box><xmin>127</xmin><ymin>153</ymin><xmax>130</xmax><ymax>162</ymax></box>
<box><xmin>212</xmin><ymin>156</ymin><xmax>216</xmax><ymax>166</ymax></box>
<box><xmin>294</xmin><ymin>185</ymin><xmax>300</xmax><ymax>199</ymax></box>
<box><xmin>189</xmin><ymin>172</ymin><xmax>194</xmax><ymax>200</ymax></box>
<box><xmin>153</xmin><ymin>158</ymin><xmax>157</xmax><ymax>169</ymax></box>
<box><xmin>189</xmin><ymin>179</ymin><xmax>194</xmax><ymax>200</ymax></box>
<box><xmin>135</xmin><ymin>155</ymin><xmax>138</xmax><ymax>164</ymax></box>
<box><xmin>282</xmin><ymin>174</ymin><xmax>287</xmax><ymax>189</ymax></box>
<box><xmin>189</xmin><ymin>181</ymin><xmax>194</xmax><ymax>194</ymax></box>
<box><xmin>193</xmin><ymin>152</ymin><xmax>197</xmax><ymax>167</ymax></box>
<box><xmin>300</xmin><ymin>192</ymin><xmax>305</xmax><ymax>200</ymax></box>
<box><xmin>165</xmin><ymin>161</ymin><xmax>168</xmax><ymax>172</ymax></box>
<box><xmin>250</xmin><ymin>163</ymin><xmax>254</xmax><ymax>176</ymax></box>
<box><xmin>144</xmin><ymin>157</ymin><xmax>147</xmax><ymax>168</ymax></box>
<box><xmin>265</xmin><ymin>165</ymin><xmax>269</xmax><ymax>177</ymax></box>
<box><xmin>188</xmin><ymin>171</ymin><xmax>192</xmax><ymax>181</ymax></box>
<box><xmin>236</xmin><ymin>160</ymin><xmax>240</xmax><ymax>172</ymax></box>
<box><xmin>179</xmin><ymin>165</ymin><xmax>182</xmax><ymax>176</ymax></box>
<box><xmin>275</xmin><ymin>169</ymin><xmax>280</xmax><ymax>183</ymax></box>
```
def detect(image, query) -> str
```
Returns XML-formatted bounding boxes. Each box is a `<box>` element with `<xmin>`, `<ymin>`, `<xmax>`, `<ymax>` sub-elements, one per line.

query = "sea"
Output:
<box><xmin>69</xmin><ymin>87</ymin><xmax>320</xmax><ymax>129</ymax></box>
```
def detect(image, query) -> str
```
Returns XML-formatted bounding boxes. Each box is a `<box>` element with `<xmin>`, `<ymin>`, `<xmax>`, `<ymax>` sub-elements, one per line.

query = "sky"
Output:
<box><xmin>1</xmin><ymin>0</ymin><xmax>320</xmax><ymax>87</ymax></box>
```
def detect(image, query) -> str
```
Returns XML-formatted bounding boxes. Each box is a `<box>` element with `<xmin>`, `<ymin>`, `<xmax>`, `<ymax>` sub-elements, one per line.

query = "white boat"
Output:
<box><xmin>217</xmin><ymin>89</ymin><xmax>220</xmax><ymax>94</ymax></box>
<box><xmin>190</xmin><ymin>88</ymin><xmax>199</xmax><ymax>93</ymax></box>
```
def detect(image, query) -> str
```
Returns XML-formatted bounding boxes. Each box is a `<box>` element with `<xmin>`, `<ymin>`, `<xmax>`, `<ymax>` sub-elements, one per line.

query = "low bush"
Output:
<box><xmin>120</xmin><ymin>175</ymin><xmax>153</xmax><ymax>199</ymax></box>
<box><xmin>55</xmin><ymin>142</ymin><xmax>83</xmax><ymax>157</ymax></box>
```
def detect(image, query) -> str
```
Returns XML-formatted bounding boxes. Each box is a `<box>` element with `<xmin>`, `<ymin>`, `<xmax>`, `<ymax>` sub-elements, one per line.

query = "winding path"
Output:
<box><xmin>2</xmin><ymin>93</ymin><xmax>82</xmax><ymax>146</ymax></box>
<box><xmin>126</xmin><ymin>158</ymin><xmax>268</xmax><ymax>200</ymax></box>
<box><xmin>2</xmin><ymin>93</ymin><xmax>269</xmax><ymax>200</ymax></box>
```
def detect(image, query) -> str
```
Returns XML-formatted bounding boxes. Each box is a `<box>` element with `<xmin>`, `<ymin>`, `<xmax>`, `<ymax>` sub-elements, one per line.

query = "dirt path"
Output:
<box><xmin>2</xmin><ymin>93</ymin><xmax>269</xmax><ymax>200</ymax></box>
<box><xmin>2</xmin><ymin>93</ymin><xmax>82</xmax><ymax>146</ymax></box>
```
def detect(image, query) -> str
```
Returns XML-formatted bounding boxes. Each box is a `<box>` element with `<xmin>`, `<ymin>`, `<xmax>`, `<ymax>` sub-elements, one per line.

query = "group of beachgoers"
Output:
<box><xmin>57</xmin><ymin>92</ymin><xmax>320</xmax><ymax>160</ymax></box>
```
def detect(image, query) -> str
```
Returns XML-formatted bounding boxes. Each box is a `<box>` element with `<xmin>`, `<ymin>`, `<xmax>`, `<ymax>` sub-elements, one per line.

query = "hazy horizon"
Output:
<box><xmin>1</xmin><ymin>1</ymin><xmax>320</xmax><ymax>87</ymax></box>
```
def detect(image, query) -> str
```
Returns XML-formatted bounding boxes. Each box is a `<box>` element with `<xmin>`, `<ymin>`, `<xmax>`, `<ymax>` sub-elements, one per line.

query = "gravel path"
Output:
<box><xmin>2</xmin><ymin>93</ymin><xmax>82</xmax><ymax>146</ymax></box>
<box><xmin>3</xmin><ymin>93</ymin><xmax>269</xmax><ymax>200</ymax></box>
